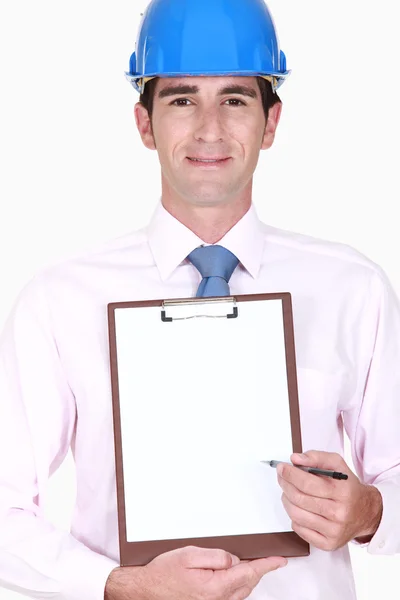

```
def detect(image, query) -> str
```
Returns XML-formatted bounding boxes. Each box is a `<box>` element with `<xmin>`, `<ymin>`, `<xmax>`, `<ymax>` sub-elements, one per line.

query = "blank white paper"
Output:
<box><xmin>114</xmin><ymin>299</ymin><xmax>294</xmax><ymax>542</ymax></box>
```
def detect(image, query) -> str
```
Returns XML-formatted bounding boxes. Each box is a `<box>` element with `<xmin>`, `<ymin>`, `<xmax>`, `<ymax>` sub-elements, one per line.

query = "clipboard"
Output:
<box><xmin>108</xmin><ymin>293</ymin><xmax>310</xmax><ymax>566</ymax></box>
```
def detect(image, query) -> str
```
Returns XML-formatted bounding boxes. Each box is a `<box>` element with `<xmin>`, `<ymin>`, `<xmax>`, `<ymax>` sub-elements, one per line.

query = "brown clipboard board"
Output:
<box><xmin>108</xmin><ymin>292</ymin><xmax>310</xmax><ymax>566</ymax></box>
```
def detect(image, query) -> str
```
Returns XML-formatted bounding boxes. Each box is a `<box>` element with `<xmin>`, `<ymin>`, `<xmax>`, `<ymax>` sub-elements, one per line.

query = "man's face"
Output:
<box><xmin>135</xmin><ymin>76</ymin><xmax>281</xmax><ymax>210</ymax></box>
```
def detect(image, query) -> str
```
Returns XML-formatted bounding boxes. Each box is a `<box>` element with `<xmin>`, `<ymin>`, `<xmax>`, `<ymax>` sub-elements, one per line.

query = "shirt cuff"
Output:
<box><xmin>352</xmin><ymin>479</ymin><xmax>400</xmax><ymax>555</ymax></box>
<box><xmin>60</xmin><ymin>545</ymin><xmax>119</xmax><ymax>600</ymax></box>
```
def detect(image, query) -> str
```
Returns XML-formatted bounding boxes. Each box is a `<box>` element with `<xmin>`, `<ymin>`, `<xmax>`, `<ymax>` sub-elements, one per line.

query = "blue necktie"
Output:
<box><xmin>187</xmin><ymin>245</ymin><xmax>239</xmax><ymax>297</ymax></box>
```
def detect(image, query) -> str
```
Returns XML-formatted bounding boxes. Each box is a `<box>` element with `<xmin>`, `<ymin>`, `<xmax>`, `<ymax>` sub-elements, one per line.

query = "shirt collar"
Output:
<box><xmin>146</xmin><ymin>201</ymin><xmax>265</xmax><ymax>281</ymax></box>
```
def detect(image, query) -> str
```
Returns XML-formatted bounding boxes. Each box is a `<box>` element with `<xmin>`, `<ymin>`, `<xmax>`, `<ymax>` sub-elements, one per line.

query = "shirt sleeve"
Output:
<box><xmin>0</xmin><ymin>275</ymin><xmax>118</xmax><ymax>600</ymax></box>
<box><xmin>342</xmin><ymin>268</ymin><xmax>400</xmax><ymax>555</ymax></box>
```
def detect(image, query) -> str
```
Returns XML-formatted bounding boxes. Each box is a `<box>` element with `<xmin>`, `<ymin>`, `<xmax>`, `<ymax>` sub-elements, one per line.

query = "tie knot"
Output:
<box><xmin>187</xmin><ymin>245</ymin><xmax>239</xmax><ymax>283</ymax></box>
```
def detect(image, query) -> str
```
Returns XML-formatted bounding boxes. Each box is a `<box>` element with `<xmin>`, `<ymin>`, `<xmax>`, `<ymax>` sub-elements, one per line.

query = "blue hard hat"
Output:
<box><xmin>126</xmin><ymin>0</ymin><xmax>290</xmax><ymax>94</ymax></box>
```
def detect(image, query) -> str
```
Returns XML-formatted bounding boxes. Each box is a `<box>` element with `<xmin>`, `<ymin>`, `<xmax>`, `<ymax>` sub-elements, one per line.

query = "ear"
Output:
<box><xmin>134</xmin><ymin>102</ymin><xmax>156</xmax><ymax>150</ymax></box>
<box><xmin>261</xmin><ymin>101</ymin><xmax>282</xmax><ymax>150</ymax></box>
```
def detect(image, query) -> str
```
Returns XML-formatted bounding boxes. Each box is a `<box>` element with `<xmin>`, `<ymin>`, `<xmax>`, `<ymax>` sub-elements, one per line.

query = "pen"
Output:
<box><xmin>263</xmin><ymin>460</ymin><xmax>348</xmax><ymax>480</ymax></box>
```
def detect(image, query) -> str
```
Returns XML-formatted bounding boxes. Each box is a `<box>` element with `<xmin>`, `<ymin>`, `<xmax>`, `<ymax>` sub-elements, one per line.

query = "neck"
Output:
<box><xmin>161</xmin><ymin>185</ymin><xmax>252</xmax><ymax>243</ymax></box>
<box><xmin>162</xmin><ymin>200</ymin><xmax>251</xmax><ymax>244</ymax></box>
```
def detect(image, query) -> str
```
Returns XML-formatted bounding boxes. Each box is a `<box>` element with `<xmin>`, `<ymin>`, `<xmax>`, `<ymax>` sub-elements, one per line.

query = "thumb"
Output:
<box><xmin>290</xmin><ymin>450</ymin><xmax>350</xmax><ymax>473</ymax></box>
<box><xmin>221</xmin><ymin>556</ymin><xmax>288</xmax><ymax>584</ymax></box>
<box><xmin>177</xmin><ymin>546</ymin><xmax>240</xmax><ymax>570</ymax></box>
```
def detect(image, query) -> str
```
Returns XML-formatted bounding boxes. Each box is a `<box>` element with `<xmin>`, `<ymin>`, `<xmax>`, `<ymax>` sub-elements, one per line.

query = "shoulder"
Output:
<box><xmin>12</xmin><ymin>226</ymin><xmax>148</xmax><ymax>309</ymax></box>
<box><xmin>36</xmin><ymin>226</ymin><xmax>147</xmax><ymax>283</ymax></box>
<box><xmin>259</xmin><ymin>221</ymin><xmax>385</xmax><ymax>279</ymax></box>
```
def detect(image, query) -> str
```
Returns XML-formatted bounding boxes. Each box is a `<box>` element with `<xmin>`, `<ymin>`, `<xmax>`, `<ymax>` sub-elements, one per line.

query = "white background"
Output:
<box><xmin>0</xmin><ymin>1</ymin><xmax>399</xmax><ymax>598</ymax></box>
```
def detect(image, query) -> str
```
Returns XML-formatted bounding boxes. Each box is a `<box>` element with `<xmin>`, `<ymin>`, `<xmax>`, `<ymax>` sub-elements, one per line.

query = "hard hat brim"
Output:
<box><xmin>125</xmin><ymin>70</ymin><xmax>291</xmax><ymax>94</ymax></box>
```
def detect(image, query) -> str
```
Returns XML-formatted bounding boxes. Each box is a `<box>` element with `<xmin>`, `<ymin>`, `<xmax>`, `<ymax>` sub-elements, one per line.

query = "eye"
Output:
<box><xmin>225</xmin><ymin>98</ymin><xmax>246</xmax><ymax>106</ymax></box>
<box><xmin>170</xmin><ymin>98</ymin><xmax>191</xmax><ymax>106</ymax></box>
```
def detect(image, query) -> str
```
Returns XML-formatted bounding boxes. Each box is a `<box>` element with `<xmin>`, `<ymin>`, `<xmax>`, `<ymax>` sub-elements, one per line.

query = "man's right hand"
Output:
<box><xmin>104</xmin><ymin>545</ymin><xmax>287</xmax><ymax>600</ymax></box>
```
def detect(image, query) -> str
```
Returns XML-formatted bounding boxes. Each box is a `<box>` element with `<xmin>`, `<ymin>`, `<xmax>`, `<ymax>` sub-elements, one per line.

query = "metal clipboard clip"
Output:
<box><xmin>161</xmin><ymin>297</ymin><xmax>238</xmax><ymax>322</ymax></box>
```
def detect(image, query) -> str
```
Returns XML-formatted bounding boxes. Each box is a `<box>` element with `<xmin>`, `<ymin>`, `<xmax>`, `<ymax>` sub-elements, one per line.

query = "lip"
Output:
<box><xmin>186</xmin><ymin>157</ymin><xmax>232</xmax><ymax>168</ymax></box>
<box><xmin>188</xmin><ymin>157</ymin><xmax>230</xmax><ymax>161</ymax></box>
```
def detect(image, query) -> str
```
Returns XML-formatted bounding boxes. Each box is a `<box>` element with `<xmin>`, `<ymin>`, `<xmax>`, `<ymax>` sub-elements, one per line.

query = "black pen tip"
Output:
<box><xmin>333</xmin><ymin>472</ymin><xmax>348</xmax><ymax>480</ymax></box>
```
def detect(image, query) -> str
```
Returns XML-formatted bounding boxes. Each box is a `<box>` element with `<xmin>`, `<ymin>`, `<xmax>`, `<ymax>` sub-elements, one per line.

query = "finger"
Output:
<box><xmin>279</xmin><ymin>477</ymin><xmax>339</xmax><ymax>516</ymax></box>
<box><xmin>291</xmin><ymin>450</ymin><xmax>352</xmax><ymax>475</ymax></box>
<box><xmin>291</xmin><ymin>522</ymin><xmax>338</xmax><ymax>552</ymax></box>
<box><xmin>277</xmin><ymin>463</ymin><xmax>336</xmax><ymax>499</ymax></box>
<box><xmin>243</xmin><ymin>556</ymin><xmax>288</xmax><ymax>580</ymax></box>
<box><xmin>230</xmin><ymin>588</ymin><xmax>254</xmax><ymax>600</ymax></box>
<box><xmin>176</xmin><ymin>546</ymin><xmax>240</xmax><ymax>570</ymax></box>
<box><xmin>281</xmin><ymin>494</ymin><xmax>337</xmax><ymax>538</ymax></box>
<box><xmin>227</xmin><ymin>556</ymin><xmax>288</xmax><ymax>589</ymax></box>
<box><xmin>219</xmin><ymin>556</ymin><xmax>288</xmax><ymax>592</ymax></box>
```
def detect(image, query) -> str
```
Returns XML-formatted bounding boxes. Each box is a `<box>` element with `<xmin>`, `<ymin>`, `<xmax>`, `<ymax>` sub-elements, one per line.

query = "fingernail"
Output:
<box><xmin>279</xmin><ymin>559</ymin><xmax>288</xmax><ymax>568</ymax></box>
<box><xmin>230</xmin><ymin>554</ymin><xmax>240</xmax><ymax>566</ymax></box>
<box><xmin>293</xmin><ymin>453</ymin><xmax>307</xmax><ymax>460</ymax></box>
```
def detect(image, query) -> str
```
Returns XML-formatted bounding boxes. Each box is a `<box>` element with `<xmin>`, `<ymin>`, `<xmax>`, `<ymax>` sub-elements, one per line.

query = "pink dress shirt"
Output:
<box><xmin>1</xmin><ymin>202</ymin><xmax>400</xmax><ymax>600</ymax></box>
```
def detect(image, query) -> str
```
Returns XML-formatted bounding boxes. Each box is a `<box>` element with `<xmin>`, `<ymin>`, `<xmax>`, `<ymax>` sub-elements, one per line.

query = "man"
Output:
<box><xmin>0</xmin><ymin>0</ymin><xmax>399</xmax><ymax>599</ymax></box>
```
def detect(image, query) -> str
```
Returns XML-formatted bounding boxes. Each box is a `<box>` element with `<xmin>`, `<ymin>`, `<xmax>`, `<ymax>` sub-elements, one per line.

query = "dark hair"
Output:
<box><xmin>139</xmin><ymin>76</ymin><xmax>281</xmax><ymax>122</ymax></box>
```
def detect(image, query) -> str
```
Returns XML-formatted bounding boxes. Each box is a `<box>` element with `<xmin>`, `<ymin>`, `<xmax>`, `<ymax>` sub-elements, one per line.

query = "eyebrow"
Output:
<box><xmin>158</xmin><ymin>84</ymin><xmax>258</xmax><ymax>100</ymax></box>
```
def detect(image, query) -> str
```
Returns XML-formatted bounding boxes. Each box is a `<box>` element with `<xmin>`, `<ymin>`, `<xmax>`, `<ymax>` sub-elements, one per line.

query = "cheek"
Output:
<box><xmin>225</xmin><ymin>117</ymin><xmax>265</xmax><ymax>151</ymax></box>
<box><xmin>156</xmin><ymin>120</ymin><xmax>192</xmax><ymax>156</ymax></box>
<box><xmin>159</xmin><ymin>112</ymin><xmax>193</xmax><ymax>133</ymax></box>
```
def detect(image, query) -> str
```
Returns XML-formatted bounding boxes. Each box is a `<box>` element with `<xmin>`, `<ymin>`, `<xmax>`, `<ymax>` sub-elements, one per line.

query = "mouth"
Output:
<box><xmin>188</xmin><ymin>157</ymin><xmax>230</xmax><ymax>162</ymax></box>
<box><xmin>186</xmin><ymin>157</ymin><xmax>232</xmax><ymax>168</ymax></box>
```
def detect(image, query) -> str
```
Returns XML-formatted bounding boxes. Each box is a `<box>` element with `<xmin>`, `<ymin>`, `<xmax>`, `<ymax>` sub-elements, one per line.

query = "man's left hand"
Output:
<box><xmin>277</xmin><ymin>450</ymin><xmax>383</xmax><ymax>551</ymax></box>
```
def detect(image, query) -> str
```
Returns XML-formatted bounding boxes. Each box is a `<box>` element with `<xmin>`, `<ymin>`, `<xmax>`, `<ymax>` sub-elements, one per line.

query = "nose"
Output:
<box><xmin>193</xmin><ymin>105</ymin><xmax>225</xmax><ymax>143</ymax></box>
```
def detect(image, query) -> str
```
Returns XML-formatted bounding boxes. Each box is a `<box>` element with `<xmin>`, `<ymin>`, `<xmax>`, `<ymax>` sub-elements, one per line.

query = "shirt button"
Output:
<box><xmin>379</xmin><ymin>541</ymin><xmax>385</xmax><ymax>549</ymax></box>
